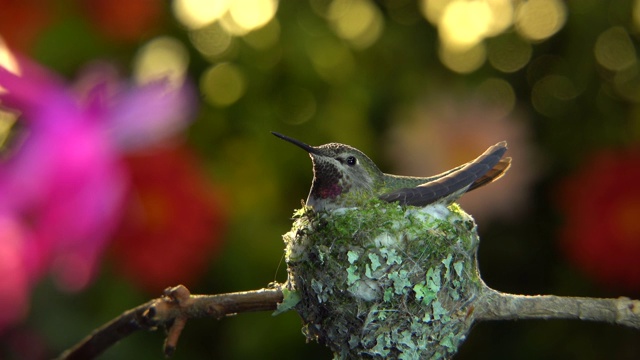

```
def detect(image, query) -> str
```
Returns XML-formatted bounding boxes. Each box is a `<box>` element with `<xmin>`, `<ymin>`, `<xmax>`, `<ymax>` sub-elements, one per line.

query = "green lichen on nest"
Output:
<box><xmin>281</xmin><ymin>198</ymin><xmax>483</xmax><ymax>359</ymax></box>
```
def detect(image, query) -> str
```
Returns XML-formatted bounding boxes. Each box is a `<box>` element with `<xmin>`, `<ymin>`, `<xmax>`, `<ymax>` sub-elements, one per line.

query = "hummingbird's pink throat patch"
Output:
<box><xmin>315</xmin><ymin>182</ymin><xmax>343</xmax><ymax>199</ymax></box>
<box><xmin>310</xmin><ymin>157</ymin><xmax>348</xmax><ymax>199</ymax></box>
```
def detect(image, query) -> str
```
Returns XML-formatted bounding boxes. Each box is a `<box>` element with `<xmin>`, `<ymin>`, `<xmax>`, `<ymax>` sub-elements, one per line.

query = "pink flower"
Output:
<box><xmin>0</xmin><ymin>54</ymin><xmax>194</xmax><ymax>332</ymax></box>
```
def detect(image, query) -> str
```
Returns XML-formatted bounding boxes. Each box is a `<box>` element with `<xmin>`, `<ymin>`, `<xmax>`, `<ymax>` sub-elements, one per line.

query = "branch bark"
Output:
<box><xmin>474</xmin><ymin>285</ymin><xmax>640</xmax><ymax>328</ymax></box>
<box><xmin>56</xmin><ymin>285</ymin><xmax>284</xmax><ymax>360</ymax></box>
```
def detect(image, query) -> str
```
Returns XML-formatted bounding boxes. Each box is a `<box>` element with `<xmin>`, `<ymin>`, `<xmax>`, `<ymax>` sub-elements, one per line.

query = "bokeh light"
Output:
<box><xmin>634</xmin><ymin>0</ymin><xmax>640</xmax><ymax>31</ymax></box>
<box><xmin>327</xmin><ymin>0</ymin><xmax>384</xmax><ymax>49</ymax></box>
<box><xmin>0</xmin><ymin>110</ymin><xmax>17</xmax><ymax>150</ymax></box>
<box><xmin>422</xmin><ymin>0</ymin><xmax>515</xmax><ymax>52</ymax></box>
<box><xmin>475</xmin><ymin>77</ymin><xmax>516</xmax><ymax>118</ymax></box>
<box><xmin>439</xmin><ymin>42</ymin><xmax>487</xmax><ymax>74</ymax></box>
<box><xmin>189</xmin><ymin>22</ymin><xmax>235</xmax><ymax>59</ymax></box>
<box><xmin>0</xmin><ymin>38</ymin><xmax>19</xmax><ymax>144</ymax></box>
<box><xmin>0</xmin><ymin>38</ymin><xmax>19</xmax><ymax>77</ymax></box>
<box><xmin>420</xmin><ymin>0</ymin><xmax>453</xmax><ymax>25</ymax></box>
<box><xmin>531</xmin><ymin>74</ymin><xmax>579</xmax><ymax>117</ymax></box>
<box><xmin>200</xmin><ymin>62</ymin><xmax>247</xmax><ymax>107</ymax></box>
<box><xmin>420</xmin><ymin>0</ymin><xmax>567</xmax><ymax>73</ymax></box>
<box><xmin>483</xmin><ymin>0</ymin><xmax>514</xmax><ymax>37</ymax></box>
<box><xmin>439</xmin><ymin>0</ymin><xmax>493</xmax><ymax>50</ymax></box>
<box><xmin>515</xmin><ymin>0</ymin><xmax>566</xmax><ymax>41</ymax></box>
<box><xmin>132</xmin><ymin>36</ymin><xmax>189</xmax><ymax>86</ymax></box>
<box><xmin>242</xmin><ymin>18</ymin><xmax>281</xmax><ymax>50</ymax></box>
<box><xmin>595</xmin><ymin>26</ymin><xmax>637</xmax><ymax>72</ymax></box>
<box><xmin>488</xmin><ymin>33</ymin><xmax>533</xmax><ymax>73</ymax></box>
<box><xmin>173</xmin><ymin>0</ymin><xmax>230</xmax><ymax>29</ymax></box>
<box><xmin>173</xmin><ymin>0</ymin><xmax>278</xmax><ymax>37</ymax></box>
<box><xmin>229</xmin><ymin>0</ymin><xmax>278</xmax><ymax>34</ymax></box>
<box><xmin>613</xmin><ymin>63</ymin><xmax>640</xmax><ymax>103</ymax></box>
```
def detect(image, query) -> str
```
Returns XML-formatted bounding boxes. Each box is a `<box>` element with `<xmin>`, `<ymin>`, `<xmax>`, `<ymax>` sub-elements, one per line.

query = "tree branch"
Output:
<box><xmin>56</xmin><ymin>280</ymin><xmax>640</xmax><ymax>359</ymax></box>
<box><xmin>474</xmin><ymin>285</ymin><xmax>640</xmax><ymax>328</ymax></box>
<box><xmin>56</xmin><ymin>285</ymin><xmax>284</xmax><ymax>360</ymax></box>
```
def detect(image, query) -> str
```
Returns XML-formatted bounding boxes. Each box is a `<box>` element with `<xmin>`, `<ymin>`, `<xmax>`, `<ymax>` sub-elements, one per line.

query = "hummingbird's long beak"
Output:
<box><xmin>272</xmin><ymin>132</ymin><xmax>320</xmax><ymax>155</ymax></box>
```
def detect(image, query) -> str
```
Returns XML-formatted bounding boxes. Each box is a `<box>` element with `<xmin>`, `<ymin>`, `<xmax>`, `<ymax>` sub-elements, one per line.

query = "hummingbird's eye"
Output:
<box><xmin>346</xmin><ymin>156</ymin><xmax>357</xmax><ymax>166</ymax></box>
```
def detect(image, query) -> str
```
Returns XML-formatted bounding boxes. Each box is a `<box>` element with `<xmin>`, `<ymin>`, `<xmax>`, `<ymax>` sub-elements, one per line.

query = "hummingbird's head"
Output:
<box><xmin>273</xmin><ymin>132</ymin><xmax>384</xmax><ymax>210</ymax></box>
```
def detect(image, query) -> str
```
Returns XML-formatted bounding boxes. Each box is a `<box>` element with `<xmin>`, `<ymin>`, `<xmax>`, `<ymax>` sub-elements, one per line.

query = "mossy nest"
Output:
<box><xmin>280</xmin><ymin>199</ymin><xmax>483</xmax><ymax>359</ymax></box>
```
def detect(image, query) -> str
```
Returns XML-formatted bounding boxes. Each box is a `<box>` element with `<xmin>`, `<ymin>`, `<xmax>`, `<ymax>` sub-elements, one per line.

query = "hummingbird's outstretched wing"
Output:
<box><xmin>378</xmin><ymin>142</ymin><xmax>511</xmax><ymax>206</ymax></box>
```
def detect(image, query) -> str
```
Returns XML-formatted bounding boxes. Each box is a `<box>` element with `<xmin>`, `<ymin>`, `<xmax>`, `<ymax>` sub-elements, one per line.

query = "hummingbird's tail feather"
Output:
<box><xmin>379</xmin><ymin>141</ymin><xmax>509</xmax><ymax>206</ymax></box>
<box><xmin>467</xmin><ymin>156</ymin><xmax>511</xmax><ymax>192</ymax></box>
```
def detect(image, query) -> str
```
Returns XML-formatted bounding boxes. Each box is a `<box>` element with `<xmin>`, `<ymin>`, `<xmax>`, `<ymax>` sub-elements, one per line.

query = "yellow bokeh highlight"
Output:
<box><xmin>488</xmin><ymin>33</ymin><xmax>532</xmax><ymax>73</ymax></box>
<box><xmin>132</xmin><ymin>36</ymin><xmax>189</xmax><ymax>87</ymax></box>
<box><xmin>0</xmin><ymin>38</ymin><xmax>18</xmax><ymax>156</ymax></box>
<box><xmin>595</xmin><ymin>26</ymin><xmax>637</xmax><ymax>72</ymax></box>
<box><xmin>328</xmin><ymin>0</ymin><xmax>384</xmax><ymax>49</ymax></box>
<box><xmin>484</xmin><ymin>0</ymin><xmax>514</xmax><ymax>37</ymax></box>
<box><xmin>200</xmin><ymin>63</ymin><xmax>247</xmax><ymax>107</ymax></box>
<box><xmin>189</xmin><ymin>23</ymin><xmax>234</xmax><ymax>59</ymax></box>
<box><xmin>613</xmin><ymin>64</ymin><xmax>640</xmax><ymax>102</ymax></box>
<box><xmin>422</xmin><ymin>0</ymin><xmax>515</xmax><ymax>51</ymax></box>
<box><xmin>0</xmin><ymin>110</ymin><xmax>17</xmax><ymax>150</ymax></box>
<box><xmin>439</xmin><ymin>42</ymin><xmax>487</xmax><ymax>74</ymax></box>
<box><xmin>0</xmin><ymin>40</ymin><xmax>18</xmax><ymax>75</ymax></box>
<box><xmin>0</xmin><ymin>36</ymin><xmax>20</xmax><ymax>94</ymax></box>
<box><xmin>229</xmin><ymin>0</ymin><xmax>278</xmax><ymax>33</ymax></box>
<box><xmin>420</xmin><ymin>0</ymin><xmax>450</xmax><ymax>25</ymax></box>
<box><xmin>475</xmin><ymin>77</ymin><xmax>516</xmax><ymax>118</ymax></box>
<box><xmin>515</xmin><ymin>0</ymin><xmax>566</xmax><ymax>41</ymax></box>
<box><xmin>242</xmin><ymin>18</ymin><xmax>281</xmax><ymax>50</ymax></box>
<box><xmin>173</xmin><ymin>0</ymin><xmax>278</xmax><ymax>36</ymax></box>
<box><xmin>531</xmin><ymin>74</ymin><xmax>578</xmax><ymax>117</ymax></box>
<box><xmin>634</xmin><ymin>0</ymin><xmax>640</xmax><ymax>31</ymax></box>
<box><xmin>440</xmin><ymin>0</ymin><xmax>492</xmax><ymax>50</ymax></box>
<box><xmin>218</xmin><ymin>11</ymin><xmax>252</xmax><ymax>36</ymax></box>
<box><xmin>173</xmin><ymin>0</ymin><xmax>230</xmax><ymax>29</ymax></box>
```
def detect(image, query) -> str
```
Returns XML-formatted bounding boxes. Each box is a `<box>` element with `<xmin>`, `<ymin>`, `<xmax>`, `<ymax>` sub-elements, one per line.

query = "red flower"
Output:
<box><xmin>0</xmin><ymin>0</ymin><xmax>164</xmax><ymax>53</ymax></box>
<box><xmin>110</xmin><ymin>145</ymin><xmax>226</xmax><ymax>293</ymax></box>
<box><xmin>78</xmin><ymin>0</ymin><xmax>165</xmax><ymax>43</ymax></box>
<box><xmin>0</xmin><ymin>0</ymin><xmax>53</xmax><ymax>52</ymax></box>
<box><xmin>557</xmin><ymin>149</ymin><xmax>640</xmax><ymax>290</ymax></box>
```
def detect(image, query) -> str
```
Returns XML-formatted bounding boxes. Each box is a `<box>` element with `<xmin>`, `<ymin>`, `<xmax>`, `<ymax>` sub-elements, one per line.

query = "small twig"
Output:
<box><xmin>474</xmin><ymin>285</ymin><xmax>640</xmax><ymax>328</ymax></box>
<box><xmin>56</xmin><ymin>284</ymin><xmax>284</xmax><ymax>360</ymax></box>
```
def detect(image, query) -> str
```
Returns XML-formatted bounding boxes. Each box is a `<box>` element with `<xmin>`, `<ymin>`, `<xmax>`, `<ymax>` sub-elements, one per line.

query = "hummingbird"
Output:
<box><xmin>273</xmin><ymin>132</ymin><xmax>511</xmax><ymax>211</ymax></box>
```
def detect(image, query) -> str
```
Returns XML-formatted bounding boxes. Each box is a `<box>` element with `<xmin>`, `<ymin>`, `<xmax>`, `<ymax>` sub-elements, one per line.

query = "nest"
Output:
<box><xmin>282</xmin><ymin>199</ymin><xmax>482</xmax><ymax>359</ymax></box>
